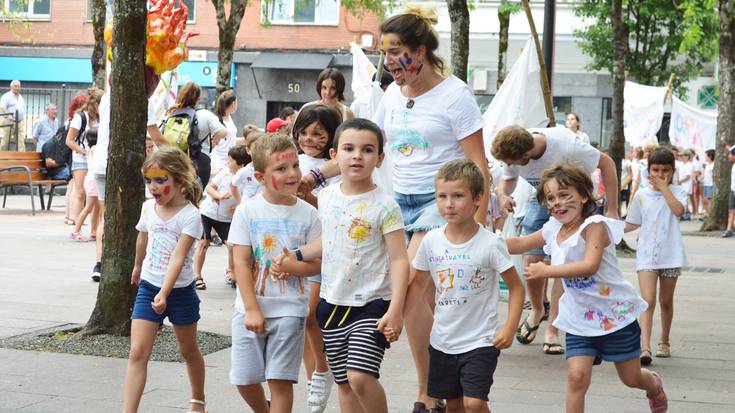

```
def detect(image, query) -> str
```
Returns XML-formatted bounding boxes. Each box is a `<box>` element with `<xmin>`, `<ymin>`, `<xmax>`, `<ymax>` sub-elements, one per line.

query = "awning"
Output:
<box><xmin>250</xmin><ymin>52</ymin><xmax>333</xmax><ymax>70</ymax></box>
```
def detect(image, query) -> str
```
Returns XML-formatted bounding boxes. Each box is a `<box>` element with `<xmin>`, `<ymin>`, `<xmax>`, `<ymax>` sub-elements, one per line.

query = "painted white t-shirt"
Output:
<box><xmin>135</xmin><ymin>200</ymin><xmax>202</xmax><ymax>288</ymax></box>
<box><xmin>231</xmin><ymin>164</ymin><xmax>262</xmax><ymax>200</ymax></box>
<box><xmin>373</xmin><ymin>75</ymin><xmax>484</xmax><ymax>194</ymax></box>
<box><xmin>229</xmin><ymin>194</ymin><xmax>321</xmax><ymax>317</ymax></box>
<box><xmin>542</xmin><ymin>216</ymin><xmax>647</xmax><ymax>337</ymax></box>
<box><xmin>200</xmin><ymin>168</ymin><xmax>236</xmax><ymax>222</ymax></box>
<box><xmin>413</xmin><ymin>225</ymin><xmax>513</xmax><ymax>354</ymax></box>
<box><xmin>91</xmin><ymin>93</ymin><xmax>110</xmax><ymax>176</ymax></box>
<box><xmin>299</xmin><ymin>154</ymin><xmax>341</xmax><ymax>196</ymax></box>
<box><xmin>210</xmin><ymin>116</ymin><xmax>237</xmax><ymax>173</ymax></box>
<box><xmin>703</xmin><ymin>162</ymin><xmax>714</xmax><ymax>186</ymax></box>
<box><xmin>637</xmin><ymin>159</ymin><xmax>649</xmax><ymax>189</ymax></box>
<box><xmin>626</xmin><ymin>186</ymin><xmax>688</xmax><ymax>270</ymax></box>
<box><xmin>69</xmin><ymin>111</ymin><xmax>98</xmax><ymax>165</ymax></box>
<box><xmin>501</xmin><ymin>127</ymin><xmax>600</xmax><ymax>188</ymax></box>
<box><xmin>318</xmin><ymin>184</ymin><xmax>404</xmax><ymax>306</ymax></box>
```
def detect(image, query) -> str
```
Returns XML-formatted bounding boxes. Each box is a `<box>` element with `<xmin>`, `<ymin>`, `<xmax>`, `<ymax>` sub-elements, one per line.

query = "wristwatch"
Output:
<box><xmin>295</xmin><ymin>248</ymin><xmax>303</xmax><ymax>261</ymax></box>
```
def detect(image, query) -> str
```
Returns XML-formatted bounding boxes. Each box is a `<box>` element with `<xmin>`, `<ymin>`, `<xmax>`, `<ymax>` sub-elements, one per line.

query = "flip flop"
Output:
<box><xmin>543</xmin><ymin>342</ymin><xmax>564</xmax><ymax>355</ymax></box>
<box><xmin>195</xmin><ymin>277</ymin><xmax>207</xmax><ymax>290</ymax></box>
<box><xmin>641</xmin><ymin>349</ymin><xmax>653</xmax><ymax>366</ymax></box>
<box><xmin>515</xmin><ymin>315</ymin><xmax>542</xmax><ymax>345</ymax></box>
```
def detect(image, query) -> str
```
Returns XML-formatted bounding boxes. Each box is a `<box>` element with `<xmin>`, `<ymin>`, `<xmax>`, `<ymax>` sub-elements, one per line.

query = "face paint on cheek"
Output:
<box><xmin>398</xmin><ymin>56</ymin><xmax>408</xmax><ymax>72</ymax></box>
<box><xmin>163</xmin><ymin>185</ymin><xmax>171</xmax><ymax>196</ymax></box>
<box><xmin>271</xmin><ymin>175</ymin><xmax>279</xmax><ymax>191</ymax></box>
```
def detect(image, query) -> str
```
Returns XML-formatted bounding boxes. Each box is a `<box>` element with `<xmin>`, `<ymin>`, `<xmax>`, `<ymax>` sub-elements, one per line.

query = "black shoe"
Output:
<box><xmin>91</xmin><ymin>261</ymin><xmax>101</xmax><ymax>282</ymax></box>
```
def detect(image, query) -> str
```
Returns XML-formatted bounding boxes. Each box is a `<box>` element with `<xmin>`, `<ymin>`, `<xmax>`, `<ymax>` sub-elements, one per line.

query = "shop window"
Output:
<box><xmin>264</xmin><ymin>0</ymin><xmax>339</xmax><ymax>25</ymax></box>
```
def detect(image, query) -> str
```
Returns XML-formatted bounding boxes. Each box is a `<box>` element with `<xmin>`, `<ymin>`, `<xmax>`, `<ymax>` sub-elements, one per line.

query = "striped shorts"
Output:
<box><xmin>315</xmin><ymin>298</ymin><xmax>391</xmax><ymax>385</ymax></box>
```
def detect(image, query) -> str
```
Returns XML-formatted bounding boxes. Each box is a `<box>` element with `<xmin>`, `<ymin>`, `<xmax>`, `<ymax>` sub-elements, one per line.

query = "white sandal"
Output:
<box><xmin>186</xmin><ymin>398</ymin><xmax>207</xmax><ymax>413</ymax></box>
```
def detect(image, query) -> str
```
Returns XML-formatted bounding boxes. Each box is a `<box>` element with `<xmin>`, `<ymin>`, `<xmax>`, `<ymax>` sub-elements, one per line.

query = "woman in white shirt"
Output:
<box><xmin>209</xmin><ymin>90</ymin><xmax>238</xmax><ymax>175</ymax></box>
<box><xmin>566</xmin><ymin>113</ymin><xmax>591</xmax><ymax>145</ymax></box>
<box><xmin>702</xmin><ymin>149</ymin><xmax>715</xmax><ymax>216</ymax></box>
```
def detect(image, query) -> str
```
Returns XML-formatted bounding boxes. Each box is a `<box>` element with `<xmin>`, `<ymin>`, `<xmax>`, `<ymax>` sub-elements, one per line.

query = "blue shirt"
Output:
<box><xmin>33</xmin><ymin>115</ymin><xmax>58</xmax><ymax>152</ymax></box>
<box><xmin>0</xmin><ymin>91</ymin><xmax>25</xmax><ymax>121</ymax></box>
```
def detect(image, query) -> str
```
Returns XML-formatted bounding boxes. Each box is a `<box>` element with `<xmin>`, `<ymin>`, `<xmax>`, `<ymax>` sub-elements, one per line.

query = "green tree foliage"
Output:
<box><xmin>574</xmin><ymin>0</ymin><xmax>718</xmax><ymax>96</ymax></box>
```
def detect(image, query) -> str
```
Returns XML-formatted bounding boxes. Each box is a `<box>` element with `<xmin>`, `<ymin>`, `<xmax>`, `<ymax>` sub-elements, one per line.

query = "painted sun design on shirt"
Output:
<box><xmin>262</xmin><ymin>234</ymin><xmax>277</xmax><ymax>253</ymax></box>
<box><xmin>347</xmin><ymin>218</ymin><xmax>372</xmax><ymax>243</ymax></box>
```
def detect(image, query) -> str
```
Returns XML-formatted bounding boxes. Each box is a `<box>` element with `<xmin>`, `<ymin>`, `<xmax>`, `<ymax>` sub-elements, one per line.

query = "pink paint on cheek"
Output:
<box><xmin>163</xmin><ymin>186</ymin><xmax>171</xmax><ymax>195</ymax></box>
<box><xmin>271</xmin><ymin>176</ymin><xmax>279</xmax><ymax>191</ymax></box>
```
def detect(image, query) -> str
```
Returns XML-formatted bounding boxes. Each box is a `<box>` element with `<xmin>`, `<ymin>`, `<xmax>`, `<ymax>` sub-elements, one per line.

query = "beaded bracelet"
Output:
<box><xmin>310</xmin><ymin>168</ymin><xmax>327</xmax><ymax>187</ymax></box>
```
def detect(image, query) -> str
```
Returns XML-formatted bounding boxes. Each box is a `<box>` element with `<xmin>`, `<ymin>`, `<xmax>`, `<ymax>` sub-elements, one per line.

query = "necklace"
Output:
<box><xmin>406</xmin><ymin>99</ymin><xmax>415</xmax><ymax>109</ymax></box>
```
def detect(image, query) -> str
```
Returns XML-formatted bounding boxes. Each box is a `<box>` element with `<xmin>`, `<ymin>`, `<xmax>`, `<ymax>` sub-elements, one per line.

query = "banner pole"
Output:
<box><xmin>521</xmin><ymin>0</ymin><xmax>555</xmax><ymax>127</ymax></box>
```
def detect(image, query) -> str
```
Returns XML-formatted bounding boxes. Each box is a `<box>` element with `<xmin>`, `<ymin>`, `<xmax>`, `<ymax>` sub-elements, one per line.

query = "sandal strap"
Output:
<box><xmin>189</xmin><ymin>399</ymin><xmax>206</xmax><ymax>406</ymax></box>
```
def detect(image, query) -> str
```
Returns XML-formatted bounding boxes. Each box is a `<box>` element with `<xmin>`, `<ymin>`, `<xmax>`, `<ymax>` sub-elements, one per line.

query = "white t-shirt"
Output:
<box><xmin>299</xmin><ymin>154</ymin><xmax>340</xmax><ymax>196</ymax></box>
<box><xmin>195</xmin><ymin>109</ymin><xmax>225</xmax><ymax>154</ymax></box>
<box><xmin>637</xmin><ymin>159</ymin><xmax>649</xmax><ymax>189</ymax></box>
<box><xmin>703</xmin><ymin>162</ymin><xmax>714</xmax><ymax>186</ymax></box>
<box><xmin>678</xmin><ymin>161</ymin><xmax>693</xmax><ymax>194</ymax></box>
<box><xmin>318</xmin><ymin>184</ymin><xmax>404</xmax><ymax>306</ymax></box>
<box><xmin>92</xmin><ymin>93</ymin><xmax>111</xmax><ymax>176</ymax></box>
<box><xmin>210</xmin><ymin>116</ymin><xmax>237</xmax><ymax>172</ymax></box>
<box><xmin>231</xmin><ymin>164</ymin><xmax>262</xmax><ymax>200</ymax></box>
<box><xmin>69</xmin><ymin>111</ymin><xmax>98</xmax><ymax>165</ymax></box>
<box><xmin>413</xmin><ymin>225</ymin><xmax>513</xmax><ymax>354</ymax></box>
<box><xmin>621</xmin><ymin>158</ymin><xmax>631</xmax><ymax>185</ymax></box>
<box><xmin>731</xmin><ymin>164</ymin><xmax>735</xmax><ymax>192</ymax></box>
<box><xmin>200</xmin><ymin>168</ymin><xmax>236</xmax><ymax>222</ymax></box>
<box><xmin>625</xmin><ymin>186</ymin><xmax>688</xmax><ymax>270</ymax></box>
<box><xmin>372</xmin><ymin>75</ymin><xmax>484</xmax><ymax>194</ymax></box>
<box><xmin>573</xmin><ymin>130</ymin><xmax>591</xmax><ymax>145</ymax></box>
<box><xmin>501</xmin><ymin>128</ymin><xmax>600</xmax><ymax>188</ymax></box>
<box><xmin>542</xmin><ymin>216</ymin><xmax>647</xmax><ymax>337</ymax></box>
<box><xmin>135</xmin><ymin>200</ymin><xmax>202</xmax><ymax>288</ymax></box>
<box><xmin>228</xmin><ymin>194</ymin><xmax>321</xmax><ymax>317</ymax></box>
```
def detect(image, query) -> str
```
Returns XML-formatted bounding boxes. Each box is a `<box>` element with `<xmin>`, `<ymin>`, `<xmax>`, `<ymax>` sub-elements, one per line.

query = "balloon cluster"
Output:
<box><xmin>104</xmin><ymin>0</ymin><xmax>198</xmax><ymax>75</ymax></box>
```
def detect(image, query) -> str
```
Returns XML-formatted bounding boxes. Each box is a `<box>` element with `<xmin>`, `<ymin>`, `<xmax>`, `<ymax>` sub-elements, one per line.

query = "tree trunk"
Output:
<box><xmin>81</xmin><ymin>0</ymin><xmax>148</xmax><ymax>337</ymax></box>
<box><xmin>90</xmin><ymin>0</ymin><xmax>107</xmax><ymax>89</ymax></box>
<box><xmin>497</xmin><ymin>7</ymin><xmax>511</xmax><ymax>89</ymax></box>
<box><xmin>703</xmin><ymin>0</ymin><xmax>735</xmax><ymax>231</ymax></box>
<box><xmin>610</xmin><ymin>0</ymin><xmax>628</xmax><ymax>210</ymax></box>
<box><xmin>214</xmin><ymin>0</ymin><xmax>247</xmax><ymax>95</ymax></box>
<box><xmin>446</xmin><ymin>0</ymin><xmax>470</xmax><ymax>82</ymax></box>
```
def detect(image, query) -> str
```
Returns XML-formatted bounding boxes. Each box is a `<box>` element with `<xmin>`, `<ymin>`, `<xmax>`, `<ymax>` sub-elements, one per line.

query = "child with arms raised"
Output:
<box><xmin>228</xmin><ymin>135</ymin><xmax>322</xmax><ymax>413</ymax></box>
<box><xmin>625</xmin><ymin>148</ymin><xmax>687</xmax><ymax>365</ymax></box>
<box><xmin>506</xmin><ymin>164</ymin><xmax>667</xmax><ymax>413</ymax></box>
<box><xmin>123</xmin><ymin>147</ymin><xmax>206</xmax><ymax>413</ymax></box>
<box><xmin>271</xmin><ymin>118</ymin><xmax>409</xmax><ymax>413</ymax></box>
<box><xmin>410</xmin><ymin>159</ymin><xmax>525</xmax><ymax>413</ymax></box>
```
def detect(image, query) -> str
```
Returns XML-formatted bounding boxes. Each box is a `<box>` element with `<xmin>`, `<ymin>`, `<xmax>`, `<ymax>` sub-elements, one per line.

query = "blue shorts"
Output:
<box><xmin>730</xmin><ymin>191</ymin><xmax>735</xmax><ymax>210</ymax></box>
<box><xmin>565</xmin><ymin>320</ymin><xmax>641</xmax><ymax>365</ymax></box>
<box><xmin>703</xmin><ymin>186</ymin><xmax>713</xmax><ymax>199</ymax></box>
<box><xmin>131</xmin><ymin>280</ymin><xmax>201</xmax><ymax>325</ymax></box>
<box><xmin>395</xmin><ymin>191</ymin><xmax>445</xmax><ymax>235</ymax></box>
<box><xmin>308</xmin><ymin>274</ymin><xmax>322</xmax><ymax>284</ymax></box>
<box><xmin>521</xmin><ymin>196</ymin><xmax>550</xmax><ymax>255</ymax></box>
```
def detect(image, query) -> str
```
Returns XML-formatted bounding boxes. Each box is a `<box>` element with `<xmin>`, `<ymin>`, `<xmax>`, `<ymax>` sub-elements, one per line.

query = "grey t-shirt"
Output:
<box><xmin>196</xmin><ymin>109</ymin><xmax>226</xmax><ymax>154</ymax></box>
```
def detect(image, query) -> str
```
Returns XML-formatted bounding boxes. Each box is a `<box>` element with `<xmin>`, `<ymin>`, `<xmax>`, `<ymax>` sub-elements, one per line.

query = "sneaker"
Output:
<box><xmin>307</xmin><ymin>370</ymin><xmax>333</xmax><ymax>413</ymax></box>
<box><xmin>69</xmin><ymin>232</ymin><xmax>88</xmax><ymax>242</ymax></box>
<box><xmin>91</xmin><ymin>261</ymin><xmax>102</xmax><ymax>282</ymax></box>
<box><xmin>647</xmin><ymin>372</ymin><xmax>668</xmax><ymax>413</ymax></box>
<box><xmin>722</xmin><ymin>230</ymin><xmax>735</xmax><ymax>238</ymax></box>
<box><xmin>412</xmin><ymin>402</ymin><xmax>430</xmax><ymax>413</ymax></box>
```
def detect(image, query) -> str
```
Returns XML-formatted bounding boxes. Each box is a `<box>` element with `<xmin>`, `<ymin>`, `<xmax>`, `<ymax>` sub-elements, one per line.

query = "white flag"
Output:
<box><xmin>668</xmin><ymin>96</ymin><xmax>717</xmax><ymax>151</ymax></box>
<box><xmin>350</xmin><ymin>42</ymin><xmax>376</xmax><ymax>100</ymax></box>
<box><xmin>483</xmin><ymin>37</ymin><xmax>548</xmax><ymax>159</ymax></box>
<box><xmin>149</xmin><ymin>70</ymin><xmax>179</xmax><ymax>124</ymax></box>
<box><xmin>623</xmin><ymin>81</ymin><xmax>667</xmax><ymax>147</ymax></box>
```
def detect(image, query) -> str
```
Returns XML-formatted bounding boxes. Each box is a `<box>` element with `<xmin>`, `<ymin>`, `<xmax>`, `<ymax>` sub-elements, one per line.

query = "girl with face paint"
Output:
<box><xmin>506</xmin><ymin>164</ymin><xmax>665</xmax><ymax>413</ymax></box>
<box><xmin>373</xmin><ymin>5</ymin><xmax>492</xmax><ymax>413</ymax></box>
<box><xmin>124</xmin><ymin>147</ymin><xmax>208</xmax><ymax>413</ymax></box>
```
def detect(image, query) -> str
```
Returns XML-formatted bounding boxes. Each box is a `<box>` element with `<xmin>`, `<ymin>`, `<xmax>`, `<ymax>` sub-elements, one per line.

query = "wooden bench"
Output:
<box><xmin>0</xmin><ymin>151</ymin><xmax>69</xmax><ymax>215</ymax></box>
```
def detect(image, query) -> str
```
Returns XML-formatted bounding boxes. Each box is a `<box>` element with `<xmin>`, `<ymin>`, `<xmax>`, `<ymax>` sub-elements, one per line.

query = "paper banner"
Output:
<box><xmin>148</xmin><ymin>70</ymin><xmax>178</xmax><ymax>124</ymax></box>
<box><xmin>668</xmin><ymin>96</ymin><xmax>717</xmax><ymax>151</ymax></box>
<box><xmin>623</xmin><ymin>81</ymin><xmax>667</xmax><ymax>146</ymax></box>
<box><xmin>483</xmin><ymin>37</ymin><xmax>548</xmax><ymax>158</ymax></box>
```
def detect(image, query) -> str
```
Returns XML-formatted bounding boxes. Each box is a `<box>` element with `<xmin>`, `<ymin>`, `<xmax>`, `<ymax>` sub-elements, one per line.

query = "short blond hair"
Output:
<box><xmin>251</xmin><ymin>134</ymin><xmax>296</xmax><ymax>173</ymax></box>
<box><xmin>491</xmin><ymin>125</ymin><xmax>534</xmax><ymax>161</ymax></box>
<box><xmin>435</xmin><ymin>159</ymin><xmax>485</xmax><ymax>198</ymax></box>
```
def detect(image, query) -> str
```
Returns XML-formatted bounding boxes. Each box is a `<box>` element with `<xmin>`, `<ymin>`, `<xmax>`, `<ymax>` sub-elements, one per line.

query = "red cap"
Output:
<box><xmin>266</xmin><ymin>117</ymin><xmax>289</xmax><ymax>133</ymax></box>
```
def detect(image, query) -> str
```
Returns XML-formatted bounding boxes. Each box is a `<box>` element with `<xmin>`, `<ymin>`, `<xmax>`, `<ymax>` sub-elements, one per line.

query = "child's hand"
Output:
<box><xmin>230</xmin><ymin>206</ymin><xmax>237</xmax><ymax>214</ymax></box>
<box><xmin>648</xmin><ymin>174</ymin><xmax>668</xmax><ymax>192</ymax></box>
<box><xmin>131</xmin><ymin>266</ymin><xmax>141</xmax><ymax>286</ymax></box>
<box><xmin>498</xmin><ymin>194</ymin><xmax>516</xmax><ymax>213</ymax></box>
<box><xmin>245</xmin><ymin>310</ymin><xmax>268</xmax><ymax>334</ymax></box>
<box><xmin>270</xmin><ymin>247</ymin><xmax>295</xmax><ymax>277</ymax></box>
<box><xmin>151</xmin><ymin>291</ymin><xmax>167</xmax><ymax>315</ymax></box>
<box><xmin>524</xmin><ymin>261</ymin><xmax>549</xmax><ymax>280</ymax></box>
<box><xmin>492</xmin><ymin>326</ymin><xmax>515</xmax><ymax>349</ymax></box>
<box><xmin>377</xmin><ymin>310</ymin><xmax>403</xmax><ymax>342</ymax></box>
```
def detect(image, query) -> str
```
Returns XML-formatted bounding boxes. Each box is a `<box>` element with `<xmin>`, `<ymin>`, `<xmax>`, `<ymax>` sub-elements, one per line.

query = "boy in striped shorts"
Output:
<box><xmin>272</xmin><ymin>119</ymin><xmax>409</xmax><ymax>412</ymax></box>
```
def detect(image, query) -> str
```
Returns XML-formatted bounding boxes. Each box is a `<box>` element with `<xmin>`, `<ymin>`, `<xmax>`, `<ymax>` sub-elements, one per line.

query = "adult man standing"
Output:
<box><xmin>0</xmin><ymin>80</ymin><xmax>27</xmax><ymax>151</ymax></box>
<box><xmin>33</xmin><ymin>103</ymin><xmax>58</xmax><ymax>151</ymax></box>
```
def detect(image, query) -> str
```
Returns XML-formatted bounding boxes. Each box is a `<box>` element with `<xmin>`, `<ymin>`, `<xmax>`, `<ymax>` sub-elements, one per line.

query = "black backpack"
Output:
<box><xmin>52</xmin><ymin>114</ymin><xmax>87</xmax><ymax>167</ymax></box>
<box><xmin>160</xmin><ymin>108</ymin><xmax>202</xmax><ymax>159</ymax></box>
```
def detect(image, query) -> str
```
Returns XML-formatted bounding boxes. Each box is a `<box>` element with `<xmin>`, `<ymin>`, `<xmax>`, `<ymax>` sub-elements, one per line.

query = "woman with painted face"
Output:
<box><xmin>371</xmin><ymin>6</ymin><xmax>490</xmax><ymax>413</ymax></box>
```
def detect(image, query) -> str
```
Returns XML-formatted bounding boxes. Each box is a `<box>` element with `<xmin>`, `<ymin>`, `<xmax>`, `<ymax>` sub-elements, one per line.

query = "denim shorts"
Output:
<box><xmin>308</xmin><ymin>274</ymin><xmax>322</xmax><ymax>284</ymax></box>
<box><xmin>521</xmin><ymin>195</ymin><xmax>550</xmax><ymax>255</ymax></box>
<box><xmin>131</xmin><ymin>280</ymin><xmax>201</xmax><ymax>325</ymax></box>
<box><xmin>703</xmin><ymin>186</ymin><xmax>713</xmax><ymax>199</ymax></box>
<box><xmin>71</xmin><ymin>160</ymin><xmax>88</xmax><ymax>172</ymax></box>
<box><xmin>565</xmin><ymin>320</ymin><xmax>641</xmax><ymax>365</ymax></box>
<box><xmin>394</xmin><ymin>191</ymin><xmax>445</xmax><ymax>235</ymax></box>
